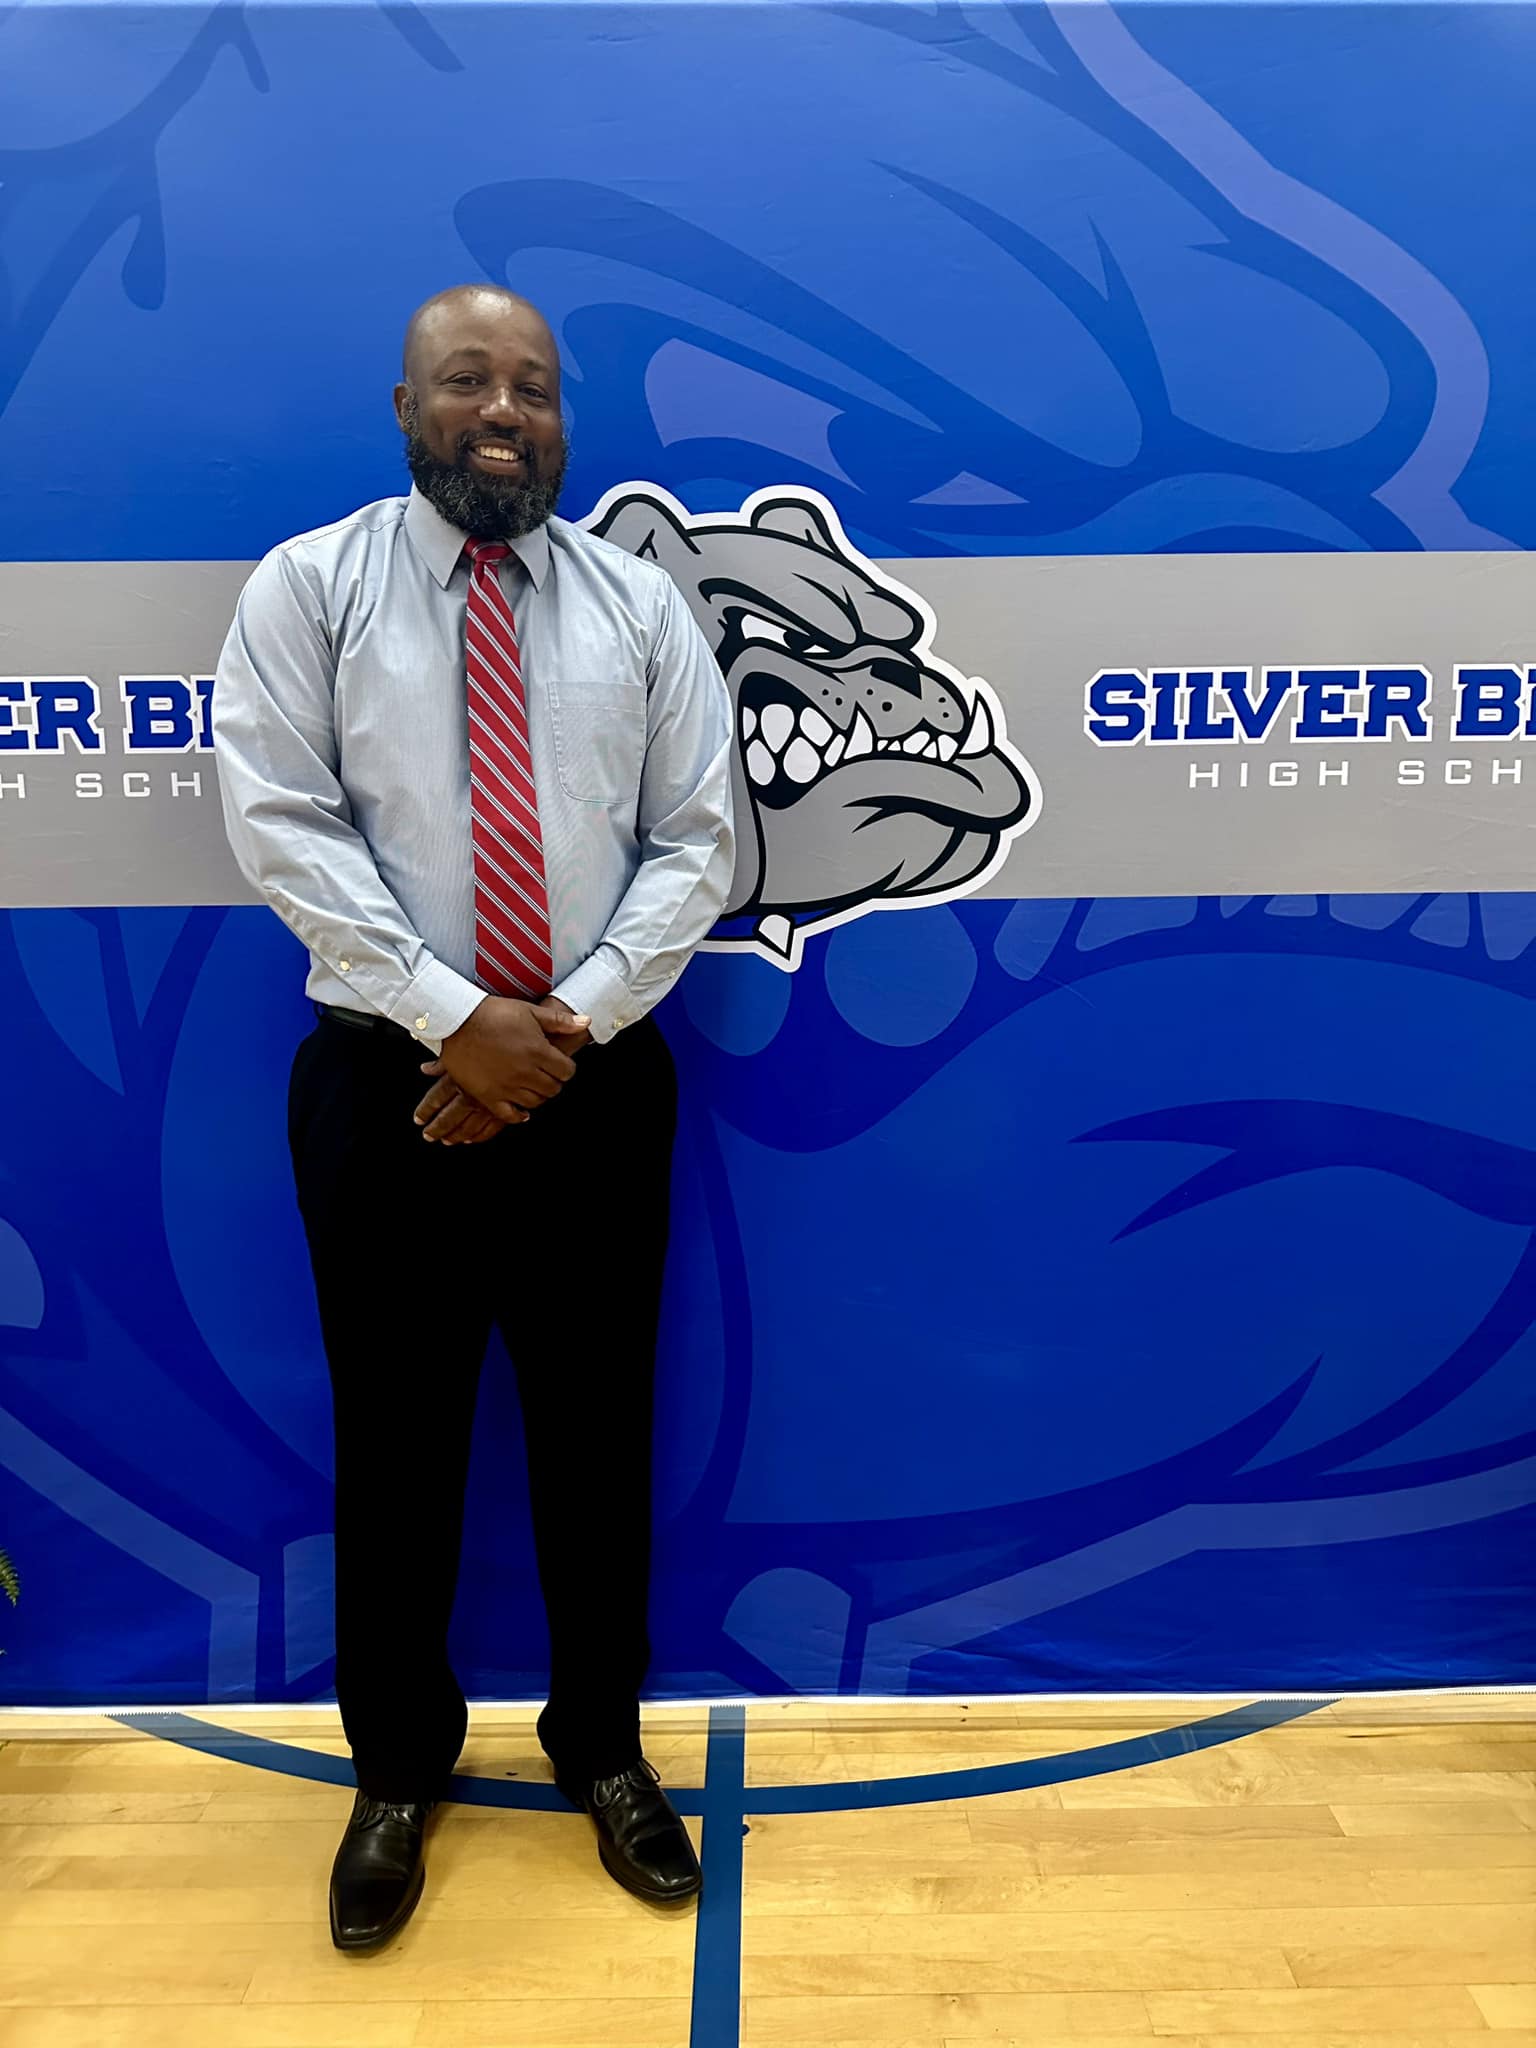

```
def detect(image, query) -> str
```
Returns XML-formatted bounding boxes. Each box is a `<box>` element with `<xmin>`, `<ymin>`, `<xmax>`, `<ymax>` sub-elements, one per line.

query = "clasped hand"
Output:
<box><xmin>413</xmin><ymin>995</ymin><xmax>592</xmax><ymax>1146</ymax></box>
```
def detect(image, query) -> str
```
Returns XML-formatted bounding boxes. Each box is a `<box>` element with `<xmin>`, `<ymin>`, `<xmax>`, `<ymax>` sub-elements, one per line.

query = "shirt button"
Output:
<box><xmin>415</xmin><ymin>1015</ymin><xmax>429</xmax><ymax>1032</ymax></box>
<box><xmin>338</xmin><ymin>960</ymin><xmax>351</xmax><ymax>974</ymax></box>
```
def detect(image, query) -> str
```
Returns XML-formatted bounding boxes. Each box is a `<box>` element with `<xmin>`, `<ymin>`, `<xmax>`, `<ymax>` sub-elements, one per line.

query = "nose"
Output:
<box><xmin>478</xmin><ymin>382</ymin><xmax>526</xmax><ymax>428</ymax></box>
<box><xmin>869</xmin><ymin>656</ymin><xmax>923</xmax><ymax>698</ymax></box>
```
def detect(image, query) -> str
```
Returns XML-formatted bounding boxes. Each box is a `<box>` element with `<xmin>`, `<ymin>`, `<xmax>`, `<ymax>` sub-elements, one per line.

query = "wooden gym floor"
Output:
<box><xmin>0</xmin><ymin>1693</ymin><xmax>1530</xmax><ymax>2047</ymax></box>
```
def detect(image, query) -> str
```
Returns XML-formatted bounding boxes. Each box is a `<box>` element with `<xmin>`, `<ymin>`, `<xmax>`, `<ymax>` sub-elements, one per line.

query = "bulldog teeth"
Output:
<box><xmin>784</xmin><ymin>736</ymin><xmax>821</xmax><ymax>784</ymax></box>
<box><xmin>958</xmin><ymin>692</ymin><xmax>995</xmax><ymax>758</ymax></box>
<box><xmin>761</xmin><ymin>702</ymin><xmax>795</xmax><ymax>754</ymax></box>
<box><xmin>845</xmin><ymin>710</ymin><xmax>875</xmax><ymax>759</ymax></box>
<box><xmin>743</xmin><ymin>696</ymin><xmax>955</xmax><ymax>788</ymax></box>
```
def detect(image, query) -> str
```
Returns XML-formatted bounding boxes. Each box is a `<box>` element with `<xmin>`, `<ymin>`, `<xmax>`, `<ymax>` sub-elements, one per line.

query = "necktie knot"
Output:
<box><xmin>465</xmin><ymin>539</ymin><xmax>511</xmax><ymax>571</ymax></box>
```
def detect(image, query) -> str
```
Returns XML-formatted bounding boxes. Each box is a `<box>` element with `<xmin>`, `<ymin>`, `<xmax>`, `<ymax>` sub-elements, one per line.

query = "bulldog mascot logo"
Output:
<box><xmin>585</xmin><ymin>486</ymin><xmax>1041</xmax><ymax>968</ymax></box>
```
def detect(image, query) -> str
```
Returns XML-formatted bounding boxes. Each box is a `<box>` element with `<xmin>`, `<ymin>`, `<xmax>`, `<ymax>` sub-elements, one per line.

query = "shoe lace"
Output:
<box><xmin>593</xmin><ymin>1760</ymin><xmax>661</xmax><ymax>1808</ymax></box>
<box><xmin>356</xmin><ymin>1795</ymin><xmax>432</xmax><ymax>1830</ymax></box>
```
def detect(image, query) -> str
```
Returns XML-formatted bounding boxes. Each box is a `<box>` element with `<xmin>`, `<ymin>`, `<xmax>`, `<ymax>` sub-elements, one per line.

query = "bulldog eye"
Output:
<box><xmin>739</xmin><ymin>614</ymin><xmax>835</xmax><ymax>660</ymax></box>
<box><xmin>739</xmin><ymin>614</ymin><xmax>794</xmax><ymax>649</ymax></box>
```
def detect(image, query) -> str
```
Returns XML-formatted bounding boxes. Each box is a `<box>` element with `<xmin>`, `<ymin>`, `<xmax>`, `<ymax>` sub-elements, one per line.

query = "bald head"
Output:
<box><xmin>401</xmin><ymin>284</ymin><xmax>555</xmax><ymax>384</ymax></box>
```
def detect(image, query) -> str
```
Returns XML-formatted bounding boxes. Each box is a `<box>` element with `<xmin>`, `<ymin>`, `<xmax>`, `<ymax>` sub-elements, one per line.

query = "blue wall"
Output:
<box><xmin>1</xmin><ymin>1</ymin><xmax>1532</xmax><ymax>1702</ymax></box>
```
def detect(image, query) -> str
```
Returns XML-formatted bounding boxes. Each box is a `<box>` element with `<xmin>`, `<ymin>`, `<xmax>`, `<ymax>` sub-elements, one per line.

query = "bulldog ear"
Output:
<box><xmin>589</xmin><ymin>492</ymin><xmax>700</xmax><ymax>579</ymax></box>
<box><xmin>750</xmin><ymin>495</ymin><xmax>840</xmax><ymax>554</ymax></box>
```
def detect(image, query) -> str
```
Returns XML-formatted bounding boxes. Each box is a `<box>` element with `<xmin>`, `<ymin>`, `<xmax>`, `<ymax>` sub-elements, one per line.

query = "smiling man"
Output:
<box><xmin>213</xmin><ymin>285</ymin><xmax>734</xmax><ymax>1950</ymax></box>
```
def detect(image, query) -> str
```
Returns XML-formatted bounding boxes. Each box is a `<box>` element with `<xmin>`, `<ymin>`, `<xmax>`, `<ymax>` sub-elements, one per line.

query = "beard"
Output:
<box><xmin>401</xmin><ymin>396</ymin><xmax>569</xmax><ymax>540</ymax></box>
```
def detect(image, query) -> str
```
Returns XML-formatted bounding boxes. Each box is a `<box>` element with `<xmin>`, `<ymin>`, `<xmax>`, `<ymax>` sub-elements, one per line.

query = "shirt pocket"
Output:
<box><xmin>546</xmin><ymin>677</ymin><xmax>646</xmax><ymax>805</ymax></box>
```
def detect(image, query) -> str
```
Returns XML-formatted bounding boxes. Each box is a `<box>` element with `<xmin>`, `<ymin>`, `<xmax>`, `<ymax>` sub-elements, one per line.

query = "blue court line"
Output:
<box><xmin>114</xmin><ymin>1696</ymin><xmax>1333</xmax><ymax>2048</ymax></box>
<box><xmin>112</xmin><ymin>1696</ymin><xmax>1326</xmax><ymax>1816</ymax></box>
<box><xmin>111</xmin><ymin>1710</ymin><xmax>696</xmax><ymax>1812</ymax></box>
<box><xmin>690</xmin><ymin>1704</ymin><xmax>747</xmax><ymax>2048</ymax></box>
<box><xmin>746</xmin><ymin>1696</ymin><xmax>1330</xmax><ymax>1813</ymax></box>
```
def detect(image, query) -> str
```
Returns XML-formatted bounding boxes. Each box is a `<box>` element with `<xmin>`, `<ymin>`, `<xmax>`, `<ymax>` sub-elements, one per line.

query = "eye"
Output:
<box><xmin>740</xmin><ymin>615</ymin><xmax>792</xmax><ymax>648</ymax></box>
<box><xmin>739</xmin><ymin>614</ymin><xmax>834</xmax><ymax>659</ymax></box>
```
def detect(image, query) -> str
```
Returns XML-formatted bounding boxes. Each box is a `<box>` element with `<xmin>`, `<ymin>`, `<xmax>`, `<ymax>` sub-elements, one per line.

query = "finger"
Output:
<box><xmin>421</xmin><ymin>1097</ymin><xmax>481</xmax><ymax>1146</ymax></box>
<box><xmin>492</xmin><ymin>1100</ymin><xmax>537</xmax><ymax>1126</ymax></box>
<box><xmin>444</xmin><ymin>1098</ymin><xmax>517</xmax><ymax>1143</ymax></box>
<box><xmin>503</xmin><ymin>1068</ymin><xmax>564</xmax><ymax>1106</ymax></box>
<box><xmin>423</xmin><ymin>1095</ymin><xmax>482</xmax><ymax>1144</ymax></box>
<box><xmin>412</xmin><ymin>1078</ymin><xmax>460</xmax><ymax>1131</ymax></box>
<box><xmin>529</xmin><ymin>1002</ymin><xmax>591</xmax><ymax>1035</ymax></box>
<box><xmin>508</xmin><ymin>1078</ymin><xmax>565</xmax><ymax>1109</ymax></box>
<box><xmin>419</xmin><ymin>1058</ymin><xmax>446</xmax><ymax>1077</ymax></box>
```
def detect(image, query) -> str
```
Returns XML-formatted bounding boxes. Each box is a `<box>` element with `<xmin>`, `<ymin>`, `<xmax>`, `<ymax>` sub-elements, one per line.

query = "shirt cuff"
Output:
<box><xmin>382</xmin><ymin>958</ymin><xmax>487</xmax><ymax>1053</ymax></box>
<box><xmin>551</xmin><ymin>953</ymin><xmax>634</xmax><ymax>1046</ymax></box>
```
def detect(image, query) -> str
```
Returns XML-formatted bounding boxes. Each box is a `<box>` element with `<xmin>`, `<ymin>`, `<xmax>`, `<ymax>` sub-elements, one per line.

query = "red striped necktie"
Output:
<box><xmin>462</xmin><ymin>539</ymin><xmax>554</xmax><ymax>999</ymax></box>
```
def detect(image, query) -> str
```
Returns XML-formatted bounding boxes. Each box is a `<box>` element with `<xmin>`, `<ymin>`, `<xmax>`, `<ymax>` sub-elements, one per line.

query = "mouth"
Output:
<box><xmin>738</xmin><ymin>675</ymin><xmax>996</xmax><ymax>807</ymax></box>
<box><xmin>465</xmin><ymin>440</ymin><xmax>527</xmax><ymax>476</ymax></box>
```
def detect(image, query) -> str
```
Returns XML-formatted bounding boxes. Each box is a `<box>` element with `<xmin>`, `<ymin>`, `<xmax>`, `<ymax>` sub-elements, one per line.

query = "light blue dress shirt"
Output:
<box><xmin>213</xmin><ymin>488</ymin><xmax>735</xmax><ymax>1049</ymax></box>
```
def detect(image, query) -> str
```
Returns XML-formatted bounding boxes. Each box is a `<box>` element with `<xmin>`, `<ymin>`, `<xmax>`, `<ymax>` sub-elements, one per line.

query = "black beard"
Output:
<box><xmin>403</xmin><ymin>419</ymin><xmax>568</xmax><ymax>541</ymax></box>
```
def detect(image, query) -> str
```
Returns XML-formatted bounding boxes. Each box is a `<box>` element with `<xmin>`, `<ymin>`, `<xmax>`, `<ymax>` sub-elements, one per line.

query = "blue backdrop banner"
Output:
<box><xmin>0</xmin><ymin>0</ymin><xmax>1532</xmax><ymax>1704</ymax></box>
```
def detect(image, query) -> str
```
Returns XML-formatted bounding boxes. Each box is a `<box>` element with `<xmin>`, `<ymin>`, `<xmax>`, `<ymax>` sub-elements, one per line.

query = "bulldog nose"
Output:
<box><xmin>869</xmin><ymin>657</ymin><xmax>924</xmax><ymax>697</ymax></box>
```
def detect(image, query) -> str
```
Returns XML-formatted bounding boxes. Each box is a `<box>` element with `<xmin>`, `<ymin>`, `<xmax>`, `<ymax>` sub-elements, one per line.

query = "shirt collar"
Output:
<box><xmin>404</xmin><ymin>486</ymin><xmax>551</xmax><ymax>593</ymax></box>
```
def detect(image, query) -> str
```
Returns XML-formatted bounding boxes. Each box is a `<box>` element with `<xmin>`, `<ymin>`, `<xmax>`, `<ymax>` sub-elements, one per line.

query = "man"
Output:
<box><xmin>213</xmin><ymin>284</ymin><xmax>734</xmax><ymax>1951</ymax></box>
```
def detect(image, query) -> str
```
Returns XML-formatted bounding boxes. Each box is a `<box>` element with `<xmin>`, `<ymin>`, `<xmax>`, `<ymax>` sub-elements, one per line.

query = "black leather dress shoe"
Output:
<box><xmin>329</xmin><ymin>1791</ymin><xmax>435</xmax><ymax>1951</ymax></box>
<box><xmin>558</xmin><ymin>1760</ymin><xmax>702</xmax><ymax>1904</ymax></box>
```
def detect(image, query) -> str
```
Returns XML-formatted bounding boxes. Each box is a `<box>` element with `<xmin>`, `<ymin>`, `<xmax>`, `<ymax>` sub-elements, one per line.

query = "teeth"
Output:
<box><xmin>741</xmin><ymin>696</ymin><xmax>973</xmax><ymax>793</ymax></box>
<box><xmin>761</xmin><ymin>702</ymin><xmax>795</xmax><ymax>754</ymax></box>
<box><xmin>958</xmin><ymin>692</ymin><xmax>994</xmax><ymax>758</ymax></box>
<box><xmin>475</xmin><ymin>445</ymin><xmax>520</xmax><ymax>463</ymax></box>
<box><xmin>784</xmin><ymin>737</ymin><xmax>821</xmax><ymax>784</ymax></box>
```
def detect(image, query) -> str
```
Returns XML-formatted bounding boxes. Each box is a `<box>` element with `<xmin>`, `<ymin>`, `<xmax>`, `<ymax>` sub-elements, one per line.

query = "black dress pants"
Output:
<box><xmin>288</xmin><ymin>1006</ymin><xmax>677</xmax><ymax>1802</ymax></box>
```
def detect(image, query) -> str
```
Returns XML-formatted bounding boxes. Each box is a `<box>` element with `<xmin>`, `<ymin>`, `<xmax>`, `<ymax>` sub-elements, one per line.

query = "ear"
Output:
<box><xmin>589</xmin><ymin>492</ymin><xmax>700</xmax><ymax>580</ymax></box>
<box><xmin>393</xmin><ymin>381</ymin><xmax>413</xmax><ymax>432</ymax></box>
<box><xmin>750</xmin><ymin>495</ymin><xmax>839</xmax><ymax>553</ymax></box>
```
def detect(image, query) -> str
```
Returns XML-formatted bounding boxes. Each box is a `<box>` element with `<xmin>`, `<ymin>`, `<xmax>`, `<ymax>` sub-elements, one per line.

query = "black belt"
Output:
<box><xmin>315</xmin><ymin>1001</ymin><xmax>418</xmax><ymax>1042</ymax></box>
